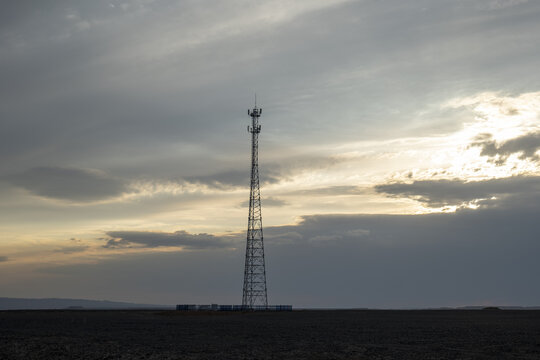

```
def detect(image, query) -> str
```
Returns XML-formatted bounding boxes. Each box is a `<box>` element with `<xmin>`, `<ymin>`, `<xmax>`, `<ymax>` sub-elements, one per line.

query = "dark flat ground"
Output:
<box><xmin>1</xmin><ymin>310</ymin><xmax>540</xmax><ymax>359</ymax></box>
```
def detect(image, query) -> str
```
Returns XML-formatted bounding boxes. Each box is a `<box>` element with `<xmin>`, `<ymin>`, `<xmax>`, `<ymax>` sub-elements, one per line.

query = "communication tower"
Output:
<box><xmin>242</xmin><ymin>100</ymin><xmax>268</xmax><ymax>309</ymax></box>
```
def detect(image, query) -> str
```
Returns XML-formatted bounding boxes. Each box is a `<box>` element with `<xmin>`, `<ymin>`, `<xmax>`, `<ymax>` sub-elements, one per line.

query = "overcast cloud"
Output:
<box><xmin>2</xmin><ymin>0</ymin><xmax>540</xmax><ymax>176</ymax></box>
<box><xmin>1</xmin><ymin>0</ymin><xmax>540</xmax><ymax>307</ymax></box>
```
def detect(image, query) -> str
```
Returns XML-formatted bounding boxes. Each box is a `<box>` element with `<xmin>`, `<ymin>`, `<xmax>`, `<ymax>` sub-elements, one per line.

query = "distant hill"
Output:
<box><xmin>457</xmin><ymin>306</ymin><xmax>540</xmax><ymax>310</ymax></box>
<box><xmin>0</xmin><ymin>297</ymin><xmax>174</xmax><ymax>310</ymax></box>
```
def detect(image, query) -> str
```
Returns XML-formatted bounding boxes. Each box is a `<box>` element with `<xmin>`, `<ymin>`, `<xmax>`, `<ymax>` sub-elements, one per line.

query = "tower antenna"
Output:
<box><xmin>242</xmin><ymin>100</ymin><xmax>267</xmax><ymax>309</ymax></box>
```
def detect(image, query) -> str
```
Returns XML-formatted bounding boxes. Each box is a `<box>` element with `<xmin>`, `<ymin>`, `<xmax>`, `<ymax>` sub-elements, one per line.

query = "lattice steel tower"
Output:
<box><xmin>242</xmin><ymin>100</ymin><xmax>268</xmax><ymax>309</ymax></box>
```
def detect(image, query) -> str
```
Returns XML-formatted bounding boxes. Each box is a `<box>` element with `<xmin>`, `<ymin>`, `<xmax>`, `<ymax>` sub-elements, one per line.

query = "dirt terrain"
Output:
<box><xmin>1</xmin><ymin>310</ymin><xmax>539</xmax><ymax>359</ymax></box>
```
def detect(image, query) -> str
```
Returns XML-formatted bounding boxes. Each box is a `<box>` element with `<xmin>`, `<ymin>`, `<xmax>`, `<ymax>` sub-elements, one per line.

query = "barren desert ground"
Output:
<box><xmin>1</xmin><ymin>310</ymin><xmax>540</xmax><ymax>359</ymax></box>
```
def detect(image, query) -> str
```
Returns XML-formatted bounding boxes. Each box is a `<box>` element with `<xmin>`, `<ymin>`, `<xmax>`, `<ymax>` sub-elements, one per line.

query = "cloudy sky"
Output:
<box><xmin>1</xmin><ymin>0</ymin><xmax>539</xmax><ymax>308</ymax></box>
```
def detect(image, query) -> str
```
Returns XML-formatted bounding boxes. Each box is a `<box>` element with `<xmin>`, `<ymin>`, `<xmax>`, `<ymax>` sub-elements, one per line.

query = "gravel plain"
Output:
<box><xmin>1</xmin><ymin>309</ymin><xmax>540</xmax><ymax>359</ymax></box>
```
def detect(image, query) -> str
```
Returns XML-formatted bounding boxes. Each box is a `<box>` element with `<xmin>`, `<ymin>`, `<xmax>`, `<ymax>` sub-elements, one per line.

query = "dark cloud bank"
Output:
<box><xmin>239</xmin><ymin>196</ymin><xmax>288</xmax><ymax>208</ymax></box>
<box><xmin>5</xmin><ymin>167</ymin><xmax>128</xmax><ymax>202</ymax></box>
<box><xmin>375</xmin><ymin>175</ymin><xmax>540</xmax><ymax>207</ymax></box>
<box><xmin>184</xmin><ymin>169</ymin><xmax>282</xmax><ymax>189</ymax></box>
<box><xmin>471</xmin><ymin>132</ymin><xmax>540</xmax><ymax>165</ymax></box>
<box><xmin>184</xmin><ymin>155</ymin><xmax>340</xmax><ymax>189</ymax></box>
<box><xmin>1</xmin><ymin>153</ymin><xmax>337</xmax><ymax>203</ymax></box>
<box><xmin>103</xmin><ymin>230</ymin><xmax>235</xmax><ymax>249</ymax></box>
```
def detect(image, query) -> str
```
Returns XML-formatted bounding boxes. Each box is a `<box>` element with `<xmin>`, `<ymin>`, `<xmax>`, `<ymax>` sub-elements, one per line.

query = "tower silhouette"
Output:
<box><xmin>242</xmin><ymin>101</ymin><xmax>268</xmax><ymax>309</ymax></box>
